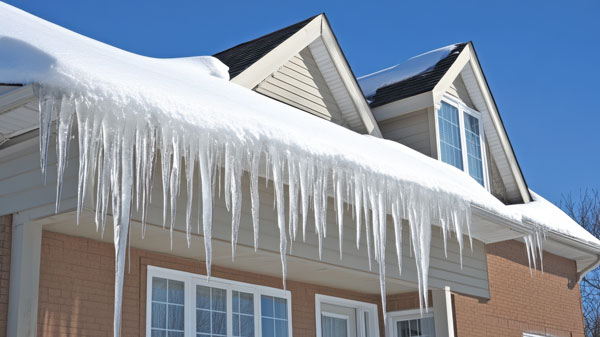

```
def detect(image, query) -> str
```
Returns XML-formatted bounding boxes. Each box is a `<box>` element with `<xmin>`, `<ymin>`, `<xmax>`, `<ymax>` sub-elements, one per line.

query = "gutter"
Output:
<box><xmin>471</xmin><ymin>203</ymin><xmax>600</xmax><ymax>281</ymax></box>
<box><xmin>577</xmin><ymin>255</ymin><xmax>600</xmax><ymax>283</ymax></box>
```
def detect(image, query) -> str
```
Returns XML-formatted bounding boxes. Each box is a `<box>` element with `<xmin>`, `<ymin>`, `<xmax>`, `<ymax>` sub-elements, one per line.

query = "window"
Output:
<box><xmin>387</xmin><ymin>310</ymin><xmax>435</xmax><ymax>337</ymax></box>
<box><xmin>146</xmin><ymin>266</ymin><xmax>292</xmax><ymax>337</ymax></box>
<box><xmin>437</xmin><ymin>96</ymin><xmax>488</xmax><ymax>187</ymax></box>
<box><xmin>315</xmin><ymin>294</ymin><xmax>379</xmax><ymax>337</ymax></box>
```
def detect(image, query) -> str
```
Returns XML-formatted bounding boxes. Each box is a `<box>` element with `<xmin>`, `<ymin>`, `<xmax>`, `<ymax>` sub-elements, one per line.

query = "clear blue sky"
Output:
<box><xmin>5</xmin><ymin>0</ymin><xmax>599</xmax><ymax>205</ymax></box>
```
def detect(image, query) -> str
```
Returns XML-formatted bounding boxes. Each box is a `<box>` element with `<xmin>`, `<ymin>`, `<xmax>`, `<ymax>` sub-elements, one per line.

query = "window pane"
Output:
<box><xmin>322</xmin><ymin>315</ymin><xmax>347</xmax><ymax>337</ymax></box>
<box><xmin>233</xmin><ymin>291</ymin><xmax>254</xmax><ymax>337</ymax></box>
<box><xmin>196</xmin><ymin>310</ymin><xmax>211</xmax><ymax>333</ymax></box>
<box><xmin>152</xmin><ymin>278</ymin><xmax>168</xmax><ymax>302</ymax></box>
<box><xmin>196</xmin><ymin>285</ymin><xmax>227</xmax><ymax>337</ymax></box>
<box><xmin>152</xmin><ymin>303</ymin><xmax>166</xmax><ymax>329</ymax></box>
<box><xmin>152</xmin><ymin>277</ymin><xmax>184</xmax><ymax>335</ymax></box>
<box><xmin>261</xmin><ymin>295</ymin><xmax>288</xmax><ymax>337</ymax></box>
<box><xmin>168</xmin><ymin>304</ymin><xmax>184</xmax><ymax>330</ymax></box>
<box><xmin>168</xmin><ymin>280</ymin><xmax>185</xmax><ymax>305</ymax></box>
<box><xmin>274</xmin><ymin>298</ymin><xmax>287</xmax><ymax>319</ymax></box>
<box><xmin>212</xmin><ymin>288</ymin><xmax>226</xmax><ymax>312</ymax></box>
<box><xmin>261</xmin><ymin>296</ymin><xmax>274</xmax><ymax>318</ymax></box>
<box><xmin>240</xmin><ymin>315</ymin><xmax>255</xmax><ymax>337</ymax></box>
<box><xmin>261</xmin><ymin>317</ymin><xmax>274</xmax><ymax>337</ymax></box>
<box><xmin>463</xmin><ymin>113</ymin><xmax>484</xmax><ymax>186</ymax></box>
<box><xmin>196</xmin><ymin>285</ymin><xmax>211</xmax><ymax>309</ymax></box>
<box><xmin>438</xmin><ymin>102</ymin><xmax>463</xmax><ymax>170</ymax></box>
<box><xmin>212</xmin><ymin>312</ymin><xmax>227</xmax><ymax>335</ymax></box>
<box><xmin>275</xmin><ymin>319</ymin><xmax>288</xmax><ymax>337</ymax></box>
<box><xmin>397</xmin><ymin>317</ymin><xmax>435</xmax><ymax>337</ymax></box>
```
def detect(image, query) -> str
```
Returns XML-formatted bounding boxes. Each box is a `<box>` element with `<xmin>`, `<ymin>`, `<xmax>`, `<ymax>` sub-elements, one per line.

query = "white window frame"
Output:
<box><xmin>146</xmin><ymin>266</ymin><xmax>293</xmax><ymax>337</ymax></box>
<box><xmin>523</xmin><ymin>333</ymin><xmax>548</xmax><ymax>337</ymax></box>
<box><xmin>315</xmin><ymin>294</ymin><xmax>379</xmax><ymax>337</ymax></box>
<box><xmin>436</xmin><ymin>94</ymin><xmax>490</xmax><ymax>190</ymax></box>
<box><xmin>387</xmin><ymin>309</ymin><xmax>435</xmax><ymax>337</ymax></box>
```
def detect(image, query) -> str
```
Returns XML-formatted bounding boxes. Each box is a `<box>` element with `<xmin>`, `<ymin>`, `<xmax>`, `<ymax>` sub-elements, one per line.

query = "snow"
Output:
<box><xmin>1</xmin><ymin>3</ymin><xmax>599</xmax><ymax>334</ymax></box>
<box><xmin>358</xmin><ymin>44</ymin><xmax>457</xmax><ymax>99</ymax></box>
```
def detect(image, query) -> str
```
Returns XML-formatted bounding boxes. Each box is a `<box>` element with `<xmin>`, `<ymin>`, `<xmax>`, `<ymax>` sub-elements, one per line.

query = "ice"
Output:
<box><xmin>358</xmin><ymin>44</ymin><xmax>457</xmax><ymax>99</ymax></box>
<box><xmin>2</xmin><ymin>3</ymin><xmax>599</xmax><ymax>335</ymax></box>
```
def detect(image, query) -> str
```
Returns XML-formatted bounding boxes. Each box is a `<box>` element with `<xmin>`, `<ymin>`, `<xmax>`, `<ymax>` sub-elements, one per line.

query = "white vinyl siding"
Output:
<box><xmin>146</xmin><ymin>267</ymin><xmax>292</xmax><ymax>337</ymax></box>
<box><xmin>379</xmin><ymin>109</ymin><xmax>433</xmax><ymax>156</ymax></box>
<box><xmin>255</xmin><ymin>48</ymin><xmax>345</xmax><ymax>125</ymax></box>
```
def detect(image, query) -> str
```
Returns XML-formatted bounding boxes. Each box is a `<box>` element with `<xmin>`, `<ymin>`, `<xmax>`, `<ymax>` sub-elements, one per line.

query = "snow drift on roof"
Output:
<box><xmin>357</xmin><ymin>44</ymin><xmax>457</xmax><ymax>99</ymax></box>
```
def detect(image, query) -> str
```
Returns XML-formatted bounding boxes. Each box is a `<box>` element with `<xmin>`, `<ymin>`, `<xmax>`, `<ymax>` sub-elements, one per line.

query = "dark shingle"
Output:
<box><xmin>213</xmin><ymin>15</ymin><xmax>319</xmax><ymax>79</ymax></box>
<box><xmin>367</xmin><ymin>43</ymin><xmax>467</xmax><ymax>108</ymax></box>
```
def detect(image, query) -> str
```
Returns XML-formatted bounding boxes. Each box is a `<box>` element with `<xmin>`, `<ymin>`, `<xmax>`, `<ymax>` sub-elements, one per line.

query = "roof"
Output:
<box><xmin>213</xmin><ymin>15</ymin><xmax>319</xmax><ymax>79</ymax></box>
<box><xmin>362</xmin><ymin>43</ymin><xmax>467</xmax><ymax>108</ymax></box>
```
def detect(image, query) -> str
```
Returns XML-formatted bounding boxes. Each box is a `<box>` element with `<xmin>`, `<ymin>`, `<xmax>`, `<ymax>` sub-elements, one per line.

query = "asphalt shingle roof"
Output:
<box><xmin>367</xmin><ymin>43</ymin><xmax>467</xmax><ymax>108</ymax></box>
<box><xmin>213</xmin><ymin>15</ymin><xmax>319</xmax><ymax>79</ymax></box>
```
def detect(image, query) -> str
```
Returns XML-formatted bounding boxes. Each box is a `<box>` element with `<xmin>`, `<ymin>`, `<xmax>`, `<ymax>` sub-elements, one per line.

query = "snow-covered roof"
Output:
<box><xmin>1</xmin><ymin>3</ymin><xmax>598</xmax><ymax>334</ymax></box>
<box><xmin>358</xmin><ymin>44</ymin><xmax>462</xmax><ymax>100</ymax></box>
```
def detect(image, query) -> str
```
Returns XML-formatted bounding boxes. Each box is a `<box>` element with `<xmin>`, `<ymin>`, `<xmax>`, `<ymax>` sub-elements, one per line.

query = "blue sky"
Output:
<box><xmin>5</xmin><ymin>0</ymin><xmax>599</xmax><ymax>205</ymax></box>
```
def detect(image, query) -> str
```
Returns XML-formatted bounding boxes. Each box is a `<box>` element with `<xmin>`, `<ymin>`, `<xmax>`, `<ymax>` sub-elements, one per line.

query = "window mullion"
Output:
<box><xmin>458</xmin><ymin>105</ymin><xmax>469</xmax><ymax>174</ymax></box>
<box><xmin>186</xmin><ymin>277</ymin><xmax>193</xmax><ymax>337</ymax></box>
<box><xmin>227</xmin><ymin>288</ymin><xmax>233</xmax><ymax>337</ymax></box>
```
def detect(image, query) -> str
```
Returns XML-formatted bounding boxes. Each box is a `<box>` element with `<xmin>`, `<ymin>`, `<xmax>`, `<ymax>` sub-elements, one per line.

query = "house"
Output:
<box><xmin>0</xmin><ymin>4</ymin><xmax>598</xmax><ymax>337</ymax></box>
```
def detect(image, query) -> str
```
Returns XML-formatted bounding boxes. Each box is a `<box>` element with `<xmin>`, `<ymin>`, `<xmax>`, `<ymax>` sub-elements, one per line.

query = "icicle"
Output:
<box><xmin>169</xmin><ymin>133</ymin><xmax>181</xmax><ymax>250</ymax></box>
<box><xmin>298</xmin><ymin>159</ymin><xmax>310</xmax><ymax>242</ymax></box>
<box><xmin>249</xmin><ymin>147</ymin><xmax>261</xmax><ymax>251</ymax></box>
<box><xmin>55</xmin><ymin>96</ymin><xmax>75</xmax><ymax>212</ymax></box>
<box><xmin>113</xmin><ymin>120</ymin><xmax>135</xmax><ymax>337</ymax></box>
<box><xmin>287</xmin><ymin>154</ymin><xmax>299</xmax><ymax>242</ymax></box>
<box><xmin>334</xmin><ymin>169</ymin><xmax>344</xmax><ymax>259</ymax></box>
<box><xmin>270</xmin><ymin>150</ymin><xmax>288</xmax><ymax>288</ymax></box>
<box><xmin>229</xmin><ymin>143</ymin><xmax>243</xmax><ymax>260</ymax></box>
<box><xmin>160</xmin><ymin>128</ymin><xmax>173</xmax><ymax>228</ymax></box>
<box><xmin>354</xmin><ymin>173</ymin><xmax>363</xmax><ymax>250</ymax></box>
<box><xmin>198</xmin><ymin>138</ymin><xmax>213</xmax><ymax>278</ymax></box>
<box><xmin>37</xmin><ymin>87</ymin><xmax>57</xmax><ymax>185</ymax></box>
<box><xmin>391</xmin><ymin>198</ymin><xmax>402</xmax><ymax>275</ymax></box>
<box><xmin>184</xmin><ymin>140</ymin><xmax>197</xmax><ymax>247</ymax></box>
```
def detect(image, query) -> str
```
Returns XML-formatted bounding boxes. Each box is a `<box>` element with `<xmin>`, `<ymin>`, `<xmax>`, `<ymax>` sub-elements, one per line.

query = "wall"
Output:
<box><xmin>453</xmin><ymin>240</ymin><xmax>585</xmax><ymax>337</ymax></box>
<box><xmin>378</xmin><ymin>108</ymin><xmax>433</xmax><ymax>157</ymax></box>
<box><xmin>36</xmin><ymin>230</ymin><xmax>387</xmax><ymax>337</ymax></box>
<box><xmin>0</xmin><ymin>215</ymin><xmax>11</xmax><ymax>337</ymax></box>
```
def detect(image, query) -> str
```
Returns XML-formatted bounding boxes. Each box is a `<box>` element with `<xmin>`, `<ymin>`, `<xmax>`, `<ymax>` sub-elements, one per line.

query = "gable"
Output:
<box><xmin>433</xmin><ymin>43</ymin><xmax>531</xmax><ymax>204</ymax></box>
<box><xmin>213</xmin><ymin>14</ymin><xmax>381</xmax><ymax>136</ymax></box>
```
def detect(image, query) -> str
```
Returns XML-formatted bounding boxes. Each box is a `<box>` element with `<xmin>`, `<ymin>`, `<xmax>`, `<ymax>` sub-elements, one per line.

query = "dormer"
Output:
<box><xmin>358</xmin><ymin>42</ymin><xmax>531</xmax><ymax>204</ymax></box>
<box><xmin>213</xmin><ymin>14</ymin><xmax>382</xmax><ymax>137</ymax></box>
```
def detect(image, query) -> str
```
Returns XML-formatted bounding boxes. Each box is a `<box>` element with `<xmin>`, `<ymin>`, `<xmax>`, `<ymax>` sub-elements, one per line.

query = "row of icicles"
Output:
<box><xmin>35</xmin><ymin>85</ymin><xmax>545</xmax><ymax>336</ymax></box>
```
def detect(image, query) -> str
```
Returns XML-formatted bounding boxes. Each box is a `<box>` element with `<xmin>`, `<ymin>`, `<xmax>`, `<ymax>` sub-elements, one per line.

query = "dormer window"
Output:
<box><xmin>437</xmin><ymin>96</ymin><xmax>488</xmax><ymax>187</ymax></box>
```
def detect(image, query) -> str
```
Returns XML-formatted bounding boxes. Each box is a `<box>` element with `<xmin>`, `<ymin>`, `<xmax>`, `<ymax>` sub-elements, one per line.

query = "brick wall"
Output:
<box><xmin>453</xmin><ymin>240</ymin><xmax>585</xmax><ymax>337</ymax></box>
<box><xmin>0</xmin><ymin>215</ymin><xmax>11</xmax><ymax>337</ymax></box>
<box><xmin>36</xmin><ymin>230</ymin><xmax>587</xmax><ymax>337</ymax></box>
<box><xmin>37</xmin><ymin>230</ymin><xmax>386</xmax><ymax>337</ymax></box>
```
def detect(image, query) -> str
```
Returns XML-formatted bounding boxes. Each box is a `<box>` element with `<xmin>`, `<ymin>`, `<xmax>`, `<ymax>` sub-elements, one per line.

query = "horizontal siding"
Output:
<box><xmin>379</xmin><ymin>109</ymin><xmax>432</xmax><ymax>157</ymax></box>
<box><xmin>0</xmin><ymin>137</ymin><xmax>80</xmax><ymax>217</ymax></box>
<box><xmin>255</xmin><ymin>48</ymin><xmax>345</xmax><ymax>124</ymax></box>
